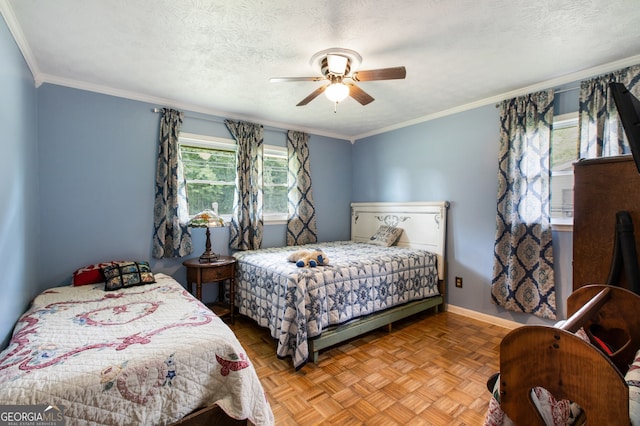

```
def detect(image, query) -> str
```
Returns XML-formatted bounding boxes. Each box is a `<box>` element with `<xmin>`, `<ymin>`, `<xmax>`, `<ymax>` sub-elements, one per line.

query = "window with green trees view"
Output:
<box><xmin>179</xmin><ymin>133</ymin><xmax>288</xmax><ymax>220</ymax></box>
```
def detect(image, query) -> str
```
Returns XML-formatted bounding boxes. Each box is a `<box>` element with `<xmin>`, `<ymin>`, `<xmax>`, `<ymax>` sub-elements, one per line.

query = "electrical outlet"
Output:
<box><xmin>455</xmin><ymin>277</ymin><xmax>463</xmax><ymax>288</ymax></box>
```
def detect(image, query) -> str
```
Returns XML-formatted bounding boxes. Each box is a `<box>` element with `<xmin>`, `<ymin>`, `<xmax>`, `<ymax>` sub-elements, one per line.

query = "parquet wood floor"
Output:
<box><xmin>229</xmin><ymin>310</ymin><xmax>511</xmax><ymax>425</ymax></box>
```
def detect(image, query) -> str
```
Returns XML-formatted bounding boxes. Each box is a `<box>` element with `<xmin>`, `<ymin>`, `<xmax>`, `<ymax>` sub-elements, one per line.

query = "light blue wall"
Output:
<box><xmin>308</xmin><ymin>135</ymin><xmax>353</xmax><ymax>243</ymax></box>
<box><xmin>353</xmin><ymin>93</ymin><xmax>579</xmax><ymax>325</ymax></box>
<box><xmin>38</xmin><ymin>85</ymin><xmax>162</xmax><ymax>285</ymax></box>
<box><xmin>36</xmin><ymin>84</ymin><xmax>352</xmax><ymax>305</ymax></box>
<box><xmin>0</xmin><ymin>16</ymin><xmax>39</xmax><ymax>347</ymax></box>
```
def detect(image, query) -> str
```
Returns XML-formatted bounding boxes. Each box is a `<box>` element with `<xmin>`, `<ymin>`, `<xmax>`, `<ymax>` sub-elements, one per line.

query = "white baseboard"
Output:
<box><xmin>446</xmin><ymin>304</ymin><xmax>520</xmax><ymax>330</ymax></box>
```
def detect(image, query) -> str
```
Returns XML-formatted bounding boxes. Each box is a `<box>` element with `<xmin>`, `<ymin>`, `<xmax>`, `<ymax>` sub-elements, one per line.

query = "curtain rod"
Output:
<box><xmin>151</xmin><ymin>108</ymin><xmax>225</xmax><ymax>124</ymax></box>
<box><xmin>555</xmin><ymin>86</ymin><xmax>580</xmax><ymax>95</ymax></box>
<box><xmin>495</xmin><ymin>86</ymin><xmax>580</xmax><ymax>108</ymax></box>
<box><xmin>151</xmin><ymin>108</ymin><xmax>289</xmax><ymax>134</ymax></box>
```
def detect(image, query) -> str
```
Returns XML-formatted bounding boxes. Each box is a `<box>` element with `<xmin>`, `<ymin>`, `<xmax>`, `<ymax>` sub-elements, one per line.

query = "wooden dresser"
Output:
<box><xmin>573</xmin><ymin>155</ymin><xmax>640</xmax><ymax>291</ymax></box>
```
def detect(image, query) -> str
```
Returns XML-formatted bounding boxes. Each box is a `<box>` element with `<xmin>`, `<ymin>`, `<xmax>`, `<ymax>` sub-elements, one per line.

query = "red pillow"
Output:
<box><xmin>72</xmin><ymin>261</ymin><xmax>122</xmax><ymax>286</ymax></box>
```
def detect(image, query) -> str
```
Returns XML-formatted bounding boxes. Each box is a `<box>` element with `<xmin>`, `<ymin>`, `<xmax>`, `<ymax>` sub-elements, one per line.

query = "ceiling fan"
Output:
<box><xmin>270</xmin><ymin>48</ymin><xmax>406</xmax><ymax>110</ymax></box>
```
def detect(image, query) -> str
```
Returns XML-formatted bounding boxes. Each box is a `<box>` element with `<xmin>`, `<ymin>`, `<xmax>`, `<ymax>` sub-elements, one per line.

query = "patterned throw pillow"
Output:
<box><xmin>71</xmin><ymin>261</ymin><xmax>123</xmax><ymax>286</ymax></box>
<box><xmin>102</xmin><ymin>261</ymin><xmax>156</xmax><ymax>291</ymax></box>
<box><xmin>368</xmin><ymin>225</ymin><xmax>403</xmax><ymax>247</ymax></box>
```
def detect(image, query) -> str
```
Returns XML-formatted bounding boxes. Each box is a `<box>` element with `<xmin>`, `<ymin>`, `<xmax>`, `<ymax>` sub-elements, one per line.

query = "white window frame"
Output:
<box><xmin>550</xmin><ymin>112</ymin><xmax>579</xmax><ymax>232</ymax></box>
<box><xmin>262</xmin><ymin>145</ymin><xmax>288</xmax><ymax>224</ymax></box>
<box><xmin>179</xmin><ymin>132</ymin><xmax>288</xmax><ymax>225</ymax></box>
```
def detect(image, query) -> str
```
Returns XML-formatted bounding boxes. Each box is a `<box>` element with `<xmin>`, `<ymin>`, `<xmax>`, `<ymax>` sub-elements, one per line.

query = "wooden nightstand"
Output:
<box><xmin>183</xmin><ymin>256</ymin><xmax>236</xmax><ymax>324</ymax></box>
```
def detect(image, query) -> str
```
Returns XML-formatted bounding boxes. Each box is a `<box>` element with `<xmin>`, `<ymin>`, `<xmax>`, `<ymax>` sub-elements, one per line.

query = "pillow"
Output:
<box><xmin>368</xmin><ymin>225</ymin><xmax>403</xmax><ymax>247</ymax></box>
<box><xmin>102</xmin><ymin>261</ymin><xmax>156</xmax><ymax>291</ymax></box>
<box><xmin>71</xmin><ymin>261</ymin><xmax>123</xmax><ymax>286</ymax></box>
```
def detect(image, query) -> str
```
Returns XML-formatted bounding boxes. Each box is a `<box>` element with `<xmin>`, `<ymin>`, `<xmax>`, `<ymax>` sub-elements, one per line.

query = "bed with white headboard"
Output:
<box><xmin>350</xmin><ymin>201</ymin><xmax>448</xmax><ymax>280</ymax></box>
<box><xmin>233</xmin><ymin>201</ymin><xmax>449</xmax><ymax>369</ymax></box>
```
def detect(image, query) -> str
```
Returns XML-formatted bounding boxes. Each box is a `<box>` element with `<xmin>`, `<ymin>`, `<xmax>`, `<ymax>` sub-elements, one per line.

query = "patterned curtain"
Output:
<box><xmin>226</xmin><ymin>120</ymin><xmax>264</xmax><ymax>251</ymax></box>
<box><xmin>492</xmin><ymin>90</ymin><xmax>556</xmax><ymax>320</ymax></box>
<box><xmin>152</xmin><ymin>108</ymin><xmax>193</xmax><ymax>258</ymax></box>
<box><xmin>579</xmin><ymin>64</ymin><xmax>640</xmax><ymax>159</ymax></box>
<box><xmin>287</xmin><ymin>130</ymin><xmax>318</xmax><ymax>246</ymax></box>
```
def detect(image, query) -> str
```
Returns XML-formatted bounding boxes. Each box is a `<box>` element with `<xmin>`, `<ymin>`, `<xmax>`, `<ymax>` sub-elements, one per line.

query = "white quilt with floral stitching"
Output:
<box><xmin>0</xmin><ymin>274</ymin><xmax>274</xmax><ymax>425</ymax></box>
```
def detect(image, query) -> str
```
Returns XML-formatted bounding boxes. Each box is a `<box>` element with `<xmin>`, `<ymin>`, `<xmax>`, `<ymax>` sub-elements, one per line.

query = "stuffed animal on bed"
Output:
<box><xmin>287</xmin><ymin>249</ymin><xmax>329</xmax><ymax>267</ymax></box>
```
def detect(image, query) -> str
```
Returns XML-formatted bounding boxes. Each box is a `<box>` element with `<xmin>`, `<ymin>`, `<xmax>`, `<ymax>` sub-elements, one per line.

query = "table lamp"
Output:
<box><xmin>188</xmin><ymin>209</ymin><xmax>225</xmax><ymax>263</ymax></box>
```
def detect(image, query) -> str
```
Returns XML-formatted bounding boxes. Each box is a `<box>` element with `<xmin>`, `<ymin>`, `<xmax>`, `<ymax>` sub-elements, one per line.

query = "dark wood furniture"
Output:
<box><xmin>183</xmin><ymin>256</ymin><xmax>236</xmax><ymax>324</ymax></box>
<box><xmin>498</xmin><ymin>284</ymin><xmax>640</xmax><ymax>425</ymax></box>
<box><xmin>573</xmin><ymin>155</ymin><xmax>640</xmax><ymax>291</ymax></box>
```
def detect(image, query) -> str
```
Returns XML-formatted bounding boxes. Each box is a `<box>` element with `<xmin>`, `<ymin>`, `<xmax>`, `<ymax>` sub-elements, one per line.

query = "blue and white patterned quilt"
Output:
<box><xmin>233</xmin><ymin>241</ymin><xmax>440</xmax><ymax>369</ymax></box>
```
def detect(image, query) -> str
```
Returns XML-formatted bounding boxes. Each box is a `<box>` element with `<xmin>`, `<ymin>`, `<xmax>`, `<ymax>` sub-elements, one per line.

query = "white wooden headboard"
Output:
<box><xmin>350</xmin><ymin>201</ymin><xmax>449</xmax><ymax>280</ymax></box>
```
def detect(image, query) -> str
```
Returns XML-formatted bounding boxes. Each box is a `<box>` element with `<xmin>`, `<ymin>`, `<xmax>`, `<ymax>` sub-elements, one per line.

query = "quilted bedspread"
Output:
<box><xmin>233</xmin><ymin>241</ymin><xmax>440</xmax><ymax>369</ymax></box>
<box><xmin>0</xmin><ymin>274</ymin><xmax>274</xmax><ymax>425</ymax></box>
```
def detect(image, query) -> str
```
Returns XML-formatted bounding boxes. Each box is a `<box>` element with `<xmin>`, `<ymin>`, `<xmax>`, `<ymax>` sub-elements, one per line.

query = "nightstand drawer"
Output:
<box><xmin>200</xmin><ymin>264</ymin><xmax>234</xmax><ymax>282</ymax></box>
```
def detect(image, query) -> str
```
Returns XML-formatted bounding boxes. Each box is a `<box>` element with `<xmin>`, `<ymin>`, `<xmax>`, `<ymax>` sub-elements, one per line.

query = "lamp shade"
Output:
<box><xmin>188</xmin><ymin>210</ymin><xmax>225</xmax><ymax>263</ymax></box>
<box><xmin>187</xmin><ymin>210</ymin><xmax>224</xmax><ymax>228</ymax></box>
<box><xmin>325</xmin><ymin>83</ymin><xmax>349</xmax><ymax>103</ymax></box>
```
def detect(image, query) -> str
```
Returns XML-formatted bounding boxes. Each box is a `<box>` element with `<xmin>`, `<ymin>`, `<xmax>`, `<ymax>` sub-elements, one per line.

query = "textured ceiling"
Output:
<box><xmin>3</xmin><ymin>0</ymin><xmax>640</xmax><ymax>141</ymax></box>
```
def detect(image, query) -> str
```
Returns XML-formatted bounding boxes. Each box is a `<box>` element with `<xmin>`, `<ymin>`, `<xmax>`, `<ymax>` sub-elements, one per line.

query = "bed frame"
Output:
<box><xmin>498</xmin><ymin>284</ymin><xmax>640</xmax><ymax>425</ymax></box>
<box><xmin>308</xmin><ymin>201</ymin><xmax>449</xmax><ymax>363</ymax></box>
<box><xmin>172</xmin><ymin>405</ymin><xmax>246</xmax><ymax>425</ymax></box>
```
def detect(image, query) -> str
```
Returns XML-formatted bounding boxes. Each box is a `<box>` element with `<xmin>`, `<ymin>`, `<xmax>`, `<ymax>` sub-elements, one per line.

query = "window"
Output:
<box><xmin>179</xmin><ymin>133</ymin><xmax>288</xmax><ymax>222</ymax></box>
<box><xmin>263</xmin><ymin>146</ymin><xmax>288</xmax><ymax>220</ymax></box>
<box><xmin>550</xmin><ymin>112</ymin><xmax>579</xmax><ymax>226</ymax></box>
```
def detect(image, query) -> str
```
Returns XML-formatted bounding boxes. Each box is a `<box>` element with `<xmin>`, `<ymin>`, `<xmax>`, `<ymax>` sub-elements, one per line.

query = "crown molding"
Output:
<box><xmin>352</xmin><ymin>53</ymin><xmax>640</xmax><ymax>142</ymax></box>
<box><xmin>38</xmin><ymin>73</ymin><xmax>352</xmax><ymax>142</ymax></box>
<box><xmin>3</xmin><ymin>1</ymin><xmax>639</xmax><ymax>145</ymax></box>
<box><xmin>36</xmin><ymin>51</ymin><xmax>640</xmax><ymax>145</ymax></box>
<box><xmin>0</xmin><ymin>0</ymin><xmax>41</xmax><ymax>84</ymax></box>
<box><xmin>0</xmin><ymin>0</ymin><xmax>350</xmax><ymax>143</ymax></box>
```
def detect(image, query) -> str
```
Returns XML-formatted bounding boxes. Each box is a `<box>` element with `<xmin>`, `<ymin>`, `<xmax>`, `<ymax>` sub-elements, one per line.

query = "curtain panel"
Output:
<box><xmin>579</xmin><ymin>64</ymin><xmax>640</xmax><ymax>159</ymax></box>
<box><xmin>225</xmin><ymin>120</ymin><xmax>264</xmax><ymax>251</ymax></box>
<box><xmin>492</xmin><ymin>90</ymin><xmax>556</xmax><ymax>320</ymax></box>
<box><xmin>152</xmin><ymin>108</ymin><xmax>193</xmax><ymax>259</ymax></box>
<box><xmin>286</xmin><ymin>130</ymin><xmax>318</xmax><ymax>246</ymax></box>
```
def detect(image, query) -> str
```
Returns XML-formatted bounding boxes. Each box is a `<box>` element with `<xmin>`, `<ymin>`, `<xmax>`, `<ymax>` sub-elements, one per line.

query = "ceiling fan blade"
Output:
<box><xmin>351</xmin><ymin>66</ymin><xmax>406</xmax><ymax>82</ymax></box>
<box><xmin>297</xmin><ymin>85</ymin><xmax>329</xmax><ymax>106</ymax></box>
<box><xmin>347</xmin><ymin>84</ymin><xmax>375</xmax><ymax>105</ymax></box>
<box><xmin>270</xmin><ymin>76</ymin><xmax>325</xmax><ymax>83</ymax></box>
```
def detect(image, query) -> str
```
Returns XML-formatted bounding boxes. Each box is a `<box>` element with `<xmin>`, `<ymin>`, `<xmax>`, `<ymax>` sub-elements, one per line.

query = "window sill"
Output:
<box><xmin>552</xmin><ymin>218</ymin><xmax>573</xmax><ymax>232</ymax></box>
<box><xmin>264</xmin><ymin>213</ymin><xmax>287</xmax><ymax>225</ymax></box>
<box><xmin>219</xmin><ymin>214</ymin><xmax>288</xmax><ymax>226</ymax></box>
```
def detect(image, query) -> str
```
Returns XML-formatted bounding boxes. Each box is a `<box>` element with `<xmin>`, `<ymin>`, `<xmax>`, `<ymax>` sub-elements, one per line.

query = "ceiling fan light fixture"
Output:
<box><xmin>325</xmin><ymin>83</ymin><xmax>349</xmax><ymax>103</ymax></box>
<box><xmin>273</xmin><ymin>47</ymin><xmax>404</xmax><ymax>108</ymax></box>
<box><xmin>310</xmin><ymin>48</ymin><xmax>362</xmax><ymax>75</ymax></box>
<box><xmin>327</xmin><ymin>54</ymin><xmax>349</xmax><ymax>75</ymax></box>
